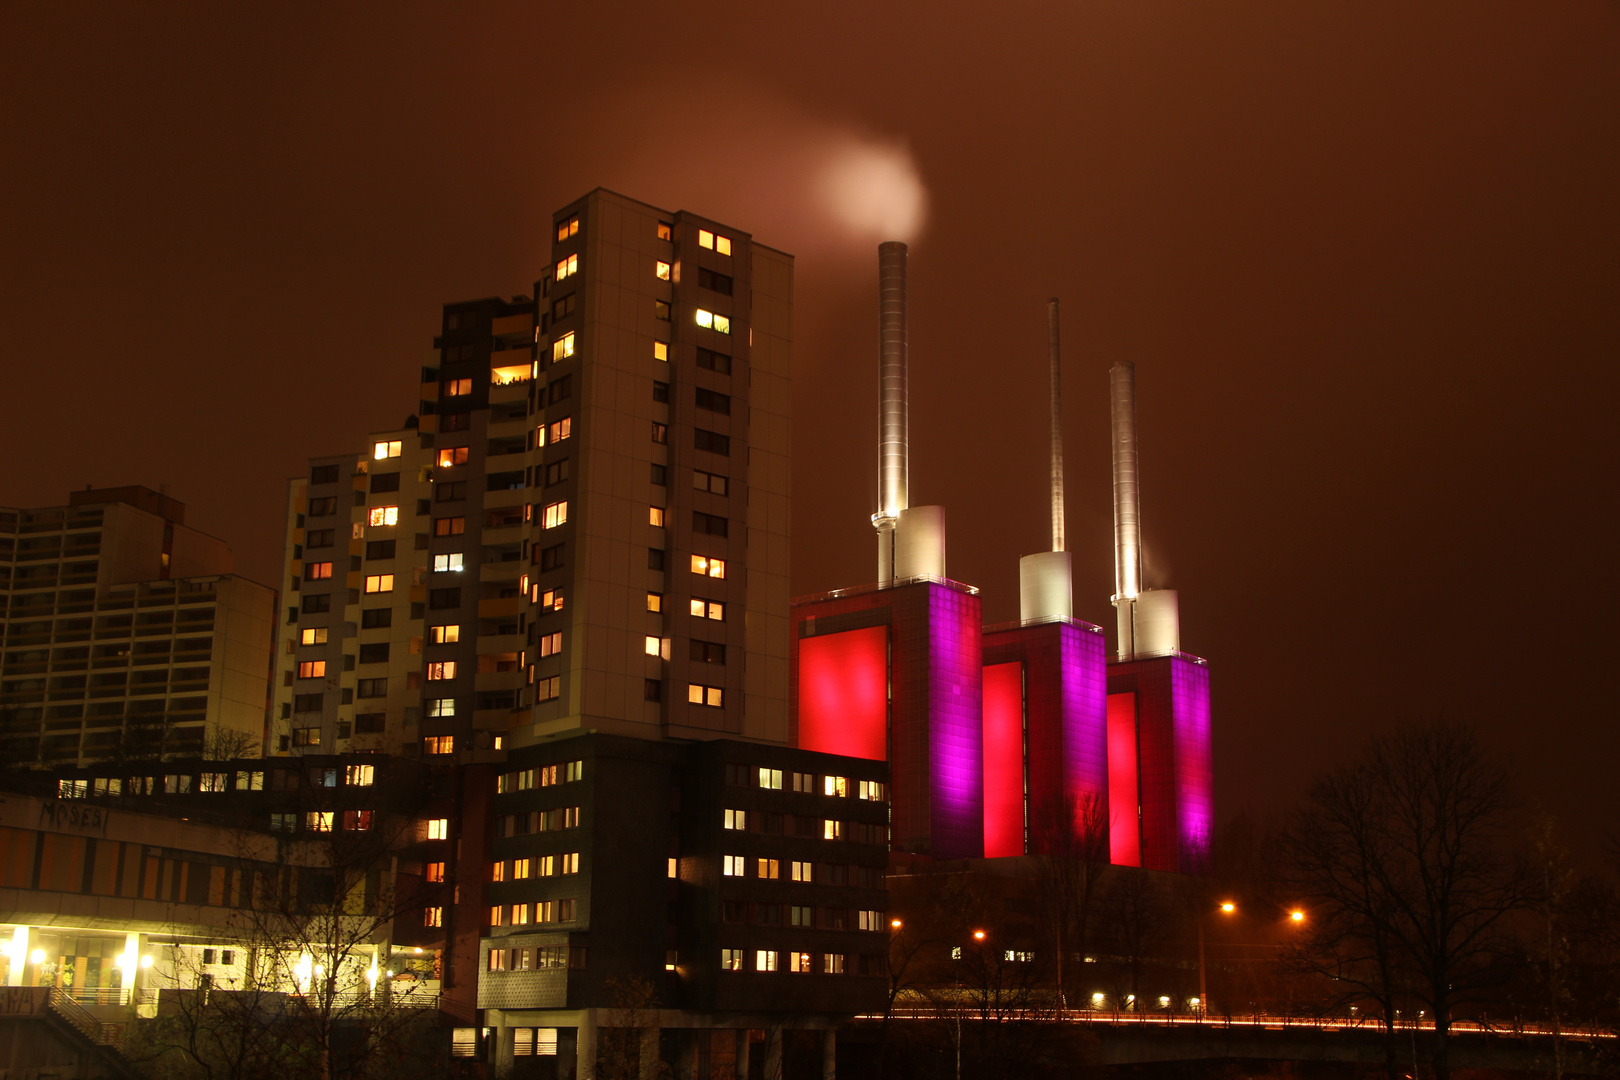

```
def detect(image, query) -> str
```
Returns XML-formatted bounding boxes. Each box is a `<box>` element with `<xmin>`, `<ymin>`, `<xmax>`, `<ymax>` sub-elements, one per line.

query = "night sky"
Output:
<box><xmin>5</xmin><ymin>4</ymin><xmax>1617</xmax><ymax>858</ymax></box>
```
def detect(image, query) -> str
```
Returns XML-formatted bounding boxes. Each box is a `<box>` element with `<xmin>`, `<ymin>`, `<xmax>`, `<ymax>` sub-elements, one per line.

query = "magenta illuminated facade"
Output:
<box><xmin>789</xmin><ymin>580</ymin><xmax>984</xmax><ymax>860</ymax></box>
<box><xmin>980</xmin><ymin>618</ymin><xmax>1109</xmax><ymax>857</ymax></box>
<box><xmin>1107</xmin><ymin>655</ymin><xmax>1212</xmax><ymax>874</ymax></box>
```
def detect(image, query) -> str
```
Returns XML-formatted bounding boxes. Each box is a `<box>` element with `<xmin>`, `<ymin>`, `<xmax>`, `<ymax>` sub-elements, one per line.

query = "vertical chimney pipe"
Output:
<box><xmin>878</xmin><ymin>242</ymin><xmax>909</xmax><ymax>521</ymax></box>
<box><xmin>1110</xmin><ymin>361</ymin><xmax>1141</xmax><ymax>656</ymax></box>
<box><xmin>1048</xmin><ymin>298</ymin><xmax>1065</xmax><ymax>553</ymax></box>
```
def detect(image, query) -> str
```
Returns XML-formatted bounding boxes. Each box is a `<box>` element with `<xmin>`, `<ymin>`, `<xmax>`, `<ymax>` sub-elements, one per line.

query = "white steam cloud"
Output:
<box><xmin>816</xmin><ymin>138</ymin><xmax>929</xmax><ymax>243</ymax></box>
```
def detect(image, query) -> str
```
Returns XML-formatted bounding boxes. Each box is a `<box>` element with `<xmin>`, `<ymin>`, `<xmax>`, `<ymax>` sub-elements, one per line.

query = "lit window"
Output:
<box><xmin>755</xmin><ymin>950</ymin><xmax>777</xmax><ymax>973</ymax></box>
<box><xmin>689</xmin><ymin>599</ymin><xmax>724</xmax><ymax>621</ymax></box>
<box><xmin>552</xmin><ymin>332</ymin><xmax>576</xmax><ymax>362</ymax></box>
<box><xmin>512</xmin><ymin>903</ymin><xmax>531</xmax><ymax>926</ymax></box>
<box><xmin>539</xmin><ymin>589</ymin><xmax>564</xmax><ymax>612</ymax></box>
<box><xmin>431</xmin><ymin>625</ymin><xmax>460</xmax><ymax>645</ymax></box>
<box><xmin>426</xmin><ymin>661</ymin><xmax>457</xmax><ymax>680</ymax></box>
<box><xmin>644</xmin><ymin>636</ymin><xmax>661</xmax><ymax>657</ymax></box>
<box><xmin>560</xmin><ymin>852</ymin><xmax>580</xmax><ymax>874</ymax></box>
<box><xmin>697</xmin><ymin>229</ymin><xmax>732</xmax><ymax>255</ymax></box>
<box><xmin>653</xmin><ymin>341</ymin><xmax>668</xmax><ymax>362</ymax></box>
<box><xmin>668</xmin><ymin>858</ymin><xmax>678</xmax><ymax>879</ymax></box>
<box><xmin>445</xmin><ymin>378</ymin><xmax>473</xmax><ymax>397</ymax></box>
<box><xmin>424</xmin><ymin>735</ymin><xmax>455</xmax><ymax>754</ymax></box>
<box><xmin>716</xmin><ymin>235</ymin><xmax>732</xmax><ymax>256</ymax></box>
<box><xmin>758</xmin><ymin>768</ymin><xmax>783</xmax><ymax>790</ymax></box>
<box><xmin>424</xmin><ymin>907</ymin><xmax>443</xmax><ymax>927</ymax></box>
<box><xmin>489</xmin><ymin>905</ymin><xmax>505</xmax><ymax>927</ymax></box>
<box><xmin>544</xmin><ymin>501</ymin><xmax>569</xmax><ymax>528</ymax></box>
<box><xmin>556</xmin><ymin>216</ymin><xmax>579</xmax><ymax>241</ymax></box>
<box><xmin>688</xmin><ymin>684</ymin><xmax>723</xmax><ymax>707</ymax></box>
<box><xmin>513</xmin><ymin>858</ymin><xmax>531</xmax><ymax>879</ymax></box>
<box><xmin>655</xmin><ymin>260</ymin><xmax>671</xmax><ymax>280</ymax></box>
<box><xmin>539</xmin><ymin>631</ymin><xmax>563</xmax><ymax>657</ymax></box>
<box><xmin>757</xmin><ymin>858</ymin><xmax>780</xmax><ymax>880</ymax></box>
<box><xmin>691</xmin><ymin>555</ymin><xmax>726</xmax><ymax>578</ymax></box>
<box><xmin>425</xmin><ymin>862</ymin><xmax>445</xmax><ymax>882</ymax></box>
<box><xmin>649</xmin><ymin>506</ymin><xmax>665</xmax><ymax>527</ymax></box>
<box><xmin>537</xmin><ymin>675</ymin><xmax>561</xmax><ymax>701</ymax></box>
<box><xmin>364</xmin><ymin>574</ymin><xmax>394</xmax><ymax>594</ymax></box>
<box><xmin>824</xmin><ymin>776</ymin><xmax>848</xmax><ymax>798</ymax></box>
<box><xmin>722</xmin><ymin>855</ymin><xmax>746</xmax><ymax>877</ymax></box>
<box><xmin>433</xmin><ymin>553</ymin><xmax>465</xmax><ymax>573</ymax></box>
<box><xmin>695</xmin><ymin>309</ymin><xmax>732</xmax><ymax>334</ymax></box>
<box><xmin>791</xmin><ymin>860</ymin><xmax>812</xmax><ymax>882</ymax></box>
<box><xmin>368</xmin><ymin>506</ymin><xmax>399</xmax><ymax>527</ymax></box>
<box><xmin>297</xmin><ymin>661</ymin><xmax>326</xmax><ymax>679</ymax></box>
<box><xmin>427</xmin><ymin>697</ymin><xmax>455</xmax><ymax>717</ymax></box>
<box><xmin>427</xmin><ymin>819</ymin><xmax>449</xmax><ymax>840</ymax></box>
<box><xmin>657</xmin><ymin>222</ymin><xmax>672</xmax><ymax>241</ymax></box>
<box><xmin>300</xmin><ymin>628</ymin><xmax>328</xmax><ymax>646</ymax></box>
<box><xmin>293</xmin><ymin>727</ymin><xmax>320</xmax><ymax>747</ymax></box>
<box><xmin>306</xmin><ymin>812</ymin><xmax>334</xmax><ymax>832</ymax></box>
<box><xmin>304</xmin><ymin>560</ymin><xmax>332</xmax><ymax>580</ymax></box>
<box><xmin>788</xmin><ymin>951</ymin><xmax>812</xmax><ymax>973</ymax></box>
<box><xmin>724</xmin><ymin>809</ymin><xmax>747</xmax><ymax>831</ymax></box>
<box><xmin>651</xmin><ymin>422</ymin><xmax>667</xmax><ymax>444</ymax></box>
<box><xmin>438</xmin><ymin>447</ymin><xmax>469</xmax><ymax>468</ymax></box>
<box><xmin>823</xmin><ymin>954</ymin><xmax>845</xmax><ymax>974</ymax></box>
<box><xmin>646</xmin><ymin>592</ymin><xmax>662</xmax><ymax>613</ymax></box>
<box><xmin>824</xmin><ymin>819</ymin><xmax>843</xmax><ymax>840</ymax></box>
<box><xmin>858</xmin><ymin>910</ymin><xmax>885</xmax><ymax>932</ymax></box>
<box><xmin>434</xmin><ymin>515</ymin><xmax>466</xmax><ymax>536</ymax></box>
<box><xmin>556</xmin><ymin>253</ymin><xmax>578</xmax><ymax>280</ymax></box>
<box><xmin>374</xmin><ymin>440</ymin><xmax>402</xmax><ymax>460</ymax></box>
<box><xmin>859</xmin><ymin>780</ymin><xmax>886</xmax><ymax>801</ymax></box>
<box><xmin>346</xmin><ymin>765</ymin><xmax>374</xmax><ymax>786</ymax></box>
<box><xmin>545</xmin><ymin>417</ymin><xmax>572</xmax><ymax>444</ymax></box>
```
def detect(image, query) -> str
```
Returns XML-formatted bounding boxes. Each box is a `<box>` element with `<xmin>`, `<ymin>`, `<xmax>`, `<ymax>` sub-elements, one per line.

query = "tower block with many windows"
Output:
<box><xmin>271</xmin><ymin>188</ymin><xmax>793</xmax><ymax>759</ymax></box>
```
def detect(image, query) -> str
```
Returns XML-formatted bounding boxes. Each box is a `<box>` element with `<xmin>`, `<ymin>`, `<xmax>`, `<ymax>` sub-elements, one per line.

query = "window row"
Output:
<box><xmin>497</xmin><ymin>760</ymin><xmax>584</xmax><ymax>793</ymax></box>
<box><xmin>726</xmin><ymin>765</ymin><xmax>887</xmax><ymax>802</ymax></box>
<box><xmin>721</xmin><ymin>950</ymin><xmax>868</xmax><ymax>976</ymax></box>
<box><xmin>721</xmin><ymin>812</ymin><xmax>884</xmax><ymax>843</ymax></box>
<box><xmin>496</xmin><ymin>806</ymin><xmax>580</xmax><ymax>838</ymax></box>
<box><xmin>721</xmin><ymin>901</ymin><xmax>885</xmax><ymax>931</ymax></box>
<box><xmin>489</xmin><ymin>894</ymin><xmax>578</xmax><ymax>928</ymax></box>
<box><xmin>487</xmin><ymin>945</ymin><xmax>587</xmax><ymax>971</ymax></box>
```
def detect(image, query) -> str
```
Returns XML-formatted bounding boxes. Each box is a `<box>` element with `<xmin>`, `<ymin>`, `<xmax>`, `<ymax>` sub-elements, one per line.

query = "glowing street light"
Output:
<box><xmin>972</xmin><ymin>930</ymin><xmax>985</xmax><ymax>941</ymax></box>
<box><xmin>1289</xmin><ymin>909</ymin><xmax>1306</xmax><ymax>923</ymax></box>
<box><xmin>890</xmin><ymin>919</ymin><xmax>902</xmax><ymax>930</ymax></box>
<box><xmin>1220</xmin><ymin>901</ymin><xmax>1236</xmax><ymax>914</ymax></box>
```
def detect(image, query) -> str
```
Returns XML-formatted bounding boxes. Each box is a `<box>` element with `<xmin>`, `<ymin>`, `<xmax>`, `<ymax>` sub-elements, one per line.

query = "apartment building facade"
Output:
<box><xmin>0</xmin><ymin>488</ymin><xmax>275</xmax><ymax>765</ymax></box>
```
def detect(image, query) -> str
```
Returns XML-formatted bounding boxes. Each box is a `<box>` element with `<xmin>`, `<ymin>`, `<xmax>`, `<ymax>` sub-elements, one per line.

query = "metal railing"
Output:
<box><xmin>793</xmin><ymin>575</ymin><xmax>980</xmax><ymax>606</ymax></box>
<box><xmin>982</xmin><ymin>615</ymin><xmax>1105</xmax><ymax>635</ymax></box>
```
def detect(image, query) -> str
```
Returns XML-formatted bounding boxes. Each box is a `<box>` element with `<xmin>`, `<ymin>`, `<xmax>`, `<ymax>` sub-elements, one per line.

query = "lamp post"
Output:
<box><xmin>953</xmin><ymin>930</ymin><xmax>985</xmax><ymax>1080</ymax></box>
<box><xmin>1198</xmin><ymin>901</ymin><xmax>1237</xmax><ymax>1020</ymax></box>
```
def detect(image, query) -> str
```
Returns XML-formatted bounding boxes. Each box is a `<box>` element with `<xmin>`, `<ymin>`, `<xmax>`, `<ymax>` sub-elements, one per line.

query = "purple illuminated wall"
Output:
<box><xmin>982</xmin><ymin>619</ymin><xmax>1108</xmax><ymax>856</ymax></box>
<box><xmin>1107</xmin><ymin>655</ymin><xmax>1212</xmax><ymax>874</ymax></box>
<box><xmin>789</xmin><ymin>580</ymin><xmax>984</xmax><ymax>859</ymax></box>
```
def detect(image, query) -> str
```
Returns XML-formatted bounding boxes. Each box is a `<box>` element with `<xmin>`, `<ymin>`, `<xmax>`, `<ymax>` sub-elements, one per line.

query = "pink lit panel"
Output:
<box><xmin>797</xmin><ymin>625</ymin><xmax>889</xmax><ymax>761</ymax></box>
<box><xmin>981</xmin><ymin>661</ymin><xmax>1024</xmax><ymax>858</ymax></box>
<box><xmin>1107</xmin><ymin>692</ymin><xmax>1140</xmax><ymax>867</ymax></box>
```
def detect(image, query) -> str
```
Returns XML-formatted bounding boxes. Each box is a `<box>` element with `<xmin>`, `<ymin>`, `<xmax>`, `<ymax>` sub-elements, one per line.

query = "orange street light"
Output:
<box><xmin>1219</xmin><ymin>901</ymin><xmax>1236</xmax><ymax>914</ymax></box>
<box><xmin>1289</xmin><ymin>909</ymin><xmax>1306</xmax><ymax>923</ymax></box>
<box><xmin>972</xmin><ymin>930</ymin><xmax>986</xmax><ymax>941</ymax></box>
<box><xmin>890</xmin><ymin>919</ymin><xmax>903</xmax><ymax>930</ymax></box>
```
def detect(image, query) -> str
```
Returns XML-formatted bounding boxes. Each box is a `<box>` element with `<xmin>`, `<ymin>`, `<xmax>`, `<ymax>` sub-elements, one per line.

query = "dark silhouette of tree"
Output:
<box><xmin>1030</xmin><ymin>790</ymin><xmax>1109</xmax><ymax>1012</ymax></box>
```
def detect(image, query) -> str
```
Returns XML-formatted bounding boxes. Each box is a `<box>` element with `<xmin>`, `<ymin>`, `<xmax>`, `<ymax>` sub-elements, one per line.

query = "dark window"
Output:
<box><xmin>698</xmin><ymin>267</ymin><xmax>734</xmax><ymax>296</ymax></box>
<box><xmin>725</xmin><ymin>763</ymin><xmax>750</xmax><ymax>786</ymax></box>
<box><xmin>693</xmin><ymin>511</ymin><xmax>728</xmax><ymax>537</ymax></box>
<box><xmin>486</xmin><ymin>471</ymin><xmax>524</xmax><ymax>492</ymax></box>
<box><xmin>644</xmin><ymin>678</ymin><xmax>662</xmax><ymax>702</ymax></box>
<box><xmin>696</xmin><ymin>347</ymin><xmax>731</xmax><ymax>375</ymax></box>
<box><xmin>653</xmin><ymin>300</ymin><xmax>671</xmax><ymax>321</ymax></box>
<box><xmin>551</xmin><ymin>294</ymin><xmax>576</xmax><ymax>320</ymax></box>
<box><xmin>429</xmin><ymin>588</ymin><xmax>462</xmax><ymax>610</ymax></box>
<box><xmin>355</xmin><ymin>713</ymin><xmax>385</xmax><ymax>733</ymax></box>
<box><xmin>365</xmin><ymin>540</ymin><xmax>396</xmax><ymax>560</ymax></box>
<box><xmin>540</xmin><ymin>544</ymin><xmax>565</xmax><ymax>571</ymax></box>
<box><xmin>651</xmin><ymin>423</ymin><xmax>668</xmax><ymax>444</ymax></box>
<box><xmin>440</xmin><ymin>412</ymin><xmax>470</xmax><ymax>432</ymax></box>
<box><xmin>306</xmin><ymin>529</ymin><xmax>335</xmax><ymax>549</ymax></box>
<box><xmin>647</xmin><ymin>548</ymin><xmax>665</xmax><ymax>570</ymax></box>
<box><xmin>361</xmin><ymin>608</ymin><xmax>392</xmax><ymax>629</ymax></box>
<box><xmin>690</xmin><ymin>640</ymin><xmax>726</xmax><ymax>664</ymax></box>
<box><xmin>722</xmin><ymin>900</ymin><xmax>748</xmax><ymax>924</ymax></box>
<box><xmin>695</xmin><ymin>388</ymin><xmax>731</xmax><ymax>416</ymax></box>
<box><xmin>545</xmin><ymin>459</ymin><xmax>569</xmax><ymax>486</ymax></box>
<box><xmin>650</xmin><ymin>464</ymin><xmax>666</xmax><ymax>486</ymax></box>
<box><xmin>548</xmin><ymin>376</ymin><xmax>572</xmax><ymax>405</ymax></box>
<box><xmin>293</xmin><ymin>693</ymin><xmax>323</xmax><ymax>713</ymax></box>
<box><xmin>436</xmin><ymin>482</ymin><xmax>467</xmax><ymax>503</ymax></box>
<box><xmin>358</xmin><ymin>643</ymin><xmax>390</xmax><ymax>664</ymax></box>
<box><xmin>694</xmin><ymin>429</ymin><xmax>730</xmax><ymax>456</ymax></box>
<box><xmin>301</xmin><ymin>594</ymin><xmax>330</xmax><ymax>614</ymax></box>
<box><xmin>653</xmin><ymin>381</ymin><xmax>669</xmax><ymax>403</ymax></box>
<box><xmin>356</xmin><ymin>678</ymin><xmax>387</xmax><ymax>698</ymax></box>
<box><xmin>756</xmin><ymin>904</ymin><xmax>781</xmax><ymax>926</ymax></box>
<box><xmin>370</xmin><ymin>473</ymin><xmax>401</xmax><ymax>493</ymax></box>
<box><xmin>310</xmin><ymin>465</ymin><xmax>340</xmax><ymax>485</ymax></box>
<box><xmin>307</xmin><ymin>497</ymin><xmax>337</xmax><ymax>517</ymax></box>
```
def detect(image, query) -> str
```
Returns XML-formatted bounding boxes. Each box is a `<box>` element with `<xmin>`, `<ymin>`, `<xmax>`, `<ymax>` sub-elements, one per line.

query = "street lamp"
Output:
<box><xmin>1199</xmin><ymin>901</ymin><xmax>1236</xmax><ymax>1020</ymax></box>
<box><xmin>1289</xmin><ymin>909</ymin><xmax>1305</xmax><ymax>923</ymax></box>
<box><xmin>953</xmin><ymin>930</ymin><xmax>986</xmax><ymax>1080</ymax></box>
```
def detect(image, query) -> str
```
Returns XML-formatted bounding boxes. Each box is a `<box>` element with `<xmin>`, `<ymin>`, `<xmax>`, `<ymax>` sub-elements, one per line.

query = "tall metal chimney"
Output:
<box><xmin>874</xmin><ymin>241</ymin><xmax>909</xmax><ymax>584</ymax></box>
<box><xmin>1110</xmin><ymin>361</ymin><xmax>1142</xmax><ymax>657</ymax></box>
<box><xmin>1018</xmin><ymin>299</ymin><xmax>1073</xmax><ymax>621</ymax></box>
<box><xmin>1047</xmin><ymin>298</ymin><xmax>1065</xmax><ymax>553</ymax></box>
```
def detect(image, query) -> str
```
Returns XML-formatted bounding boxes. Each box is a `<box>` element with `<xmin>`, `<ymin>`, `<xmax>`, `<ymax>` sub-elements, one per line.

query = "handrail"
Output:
<box><xmin>793</xmin><ymin>575</ymin><xmax>979</xmax><ymax>606</ymax></box>
<box><xmin>982</xmin><ymin>615</ymin><xmax>1105</xmax><ymax>635</ymax></box>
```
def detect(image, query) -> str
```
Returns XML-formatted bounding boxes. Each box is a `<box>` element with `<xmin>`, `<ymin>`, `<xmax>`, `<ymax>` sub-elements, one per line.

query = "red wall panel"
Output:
<box><xmin>797</xmin><ymin>625</ymin><xmax>889</xmax><ymax>761</ymax></box>
<box><xmin>1106</xmin><ymin>691</ymin><xmax>1141</xmax><ymax>867</ymax></box>
<box><xmin>981</xmin><ymin>661</ymin><xmax>1025</xmax><ymax>858</ymax></box>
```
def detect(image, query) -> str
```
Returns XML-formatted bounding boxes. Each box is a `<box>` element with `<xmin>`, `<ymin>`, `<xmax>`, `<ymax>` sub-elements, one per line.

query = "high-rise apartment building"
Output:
<box><xmin>0</xmin><ymin>487</ymin><xmax>275</xmax><ymax>765</ymax></box>
<box><xmin>271</xmin><ymin>188</ymin><xmax>793</xmax><ymax>759</ymax></box>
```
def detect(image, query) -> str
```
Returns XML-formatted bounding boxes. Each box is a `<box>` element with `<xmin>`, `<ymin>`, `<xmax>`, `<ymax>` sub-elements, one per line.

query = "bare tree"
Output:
<box><xmin>1030</xmin><ymin>790</ymin><xmax>1109</xmax><ymax>1012</ymax></box>
<box><xmin>1284</xmin><ymin>722</ymin><xmax>1532</xmax><ymax>1080</ymax></box>
<box><xmin>597</xmin><ymin>975</ymin><xmax>667</xmax><ymax>1080</ymax></box>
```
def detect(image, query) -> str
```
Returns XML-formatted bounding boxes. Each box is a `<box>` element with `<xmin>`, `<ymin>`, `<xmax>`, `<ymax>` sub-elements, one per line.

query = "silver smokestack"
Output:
<box><xmin>1110</xmin><ymin>361</ymin><xmax>1142</xmax><ymax>658</ymax></box>
<box><xmin>1047</xmin><ymin>298</ymin><xmax>1065</xmax><ymax>553</ymax></box>
<box><xmin>874</xmin><ymin>241</ymin><xmax>909</xmax><ymax>584</ymax></box>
